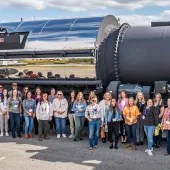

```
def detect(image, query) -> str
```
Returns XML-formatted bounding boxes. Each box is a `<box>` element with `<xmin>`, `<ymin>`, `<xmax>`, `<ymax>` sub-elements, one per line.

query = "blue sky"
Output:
<box><xmin>0</xmin><ymin>0</ymin><xmax>170</xmax><ymax>25</ymax></box>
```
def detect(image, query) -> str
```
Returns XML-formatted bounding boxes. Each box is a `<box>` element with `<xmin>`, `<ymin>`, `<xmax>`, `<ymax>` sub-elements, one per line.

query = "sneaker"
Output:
<box><xmin>109</xmin><ymin>144</ymin><xmax>113</xmax><ymax>149</ymax></box>
<box><xmin>69</xmin><ymin>134</ymin><xmax>74</xmax><ymax>138</ymax></box>
<box><xmin>145</xmin><ymin>149</ymin><xmax>148</xmax><ymax>153</ymax></box>
<box><xmin>89</xmin><ymin>147</ymin><xmax>93</xmax><ymax>150</ymax></box>
<box><xmin>5</xmin><ymin>132</ymin><xmax>9</xmax><ymax>137</ymax></box>
<box><xmin>62</xmin><ymin>134</ymin><xmax>66</xmax><ymax>138</ymax></box>
<box><xmin>164</xmin><ymin>153</ymin><xmax>170</xmax><ymax>156</ymax></box>
<box><xmin>155</xmin><ymin>145</ymin><xmax>161</xmax><ymax>148</ymax></box>
<box><xmin>44</xmin><ymin>136</ymin><xmax>49</xmax><ymax>140</ymax></box>
<box><xmin>0</xmin><ymin>133</ymin><xmax>3</xmax><ymax>136</ymax></box>
<box><xmin>147</xmin><ymin>150</ymin><xmax>153</xmax><ymax>156</ymax></box>
<box><xmin>57</xmin><ymin>134</ymin><xmax>61</xmax><ymax>139</ymax></box>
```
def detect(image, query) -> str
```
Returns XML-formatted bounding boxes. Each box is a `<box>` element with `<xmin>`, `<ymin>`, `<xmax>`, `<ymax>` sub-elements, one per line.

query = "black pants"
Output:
<box><xmin>49</xmin><ymin>116</ymin><xmax>56</xmax><ymax>131</ymax></box>
<box><xmin>38</xmin><ymin>120</ymin><xmax>49</xmax><ymax>137</ymax></box>
<box><xmin>120</xmin><ymin>120</ymin><xmax>127</xmax><ymax>136</ymax></box>
<box><xmin>34</xmin><ymin>117</ymin><xmax>39</xmax><ymax>135</ymax></box>
<box><xmin>108</xmin><ymin>121</ymin><xmax>119</xmax><ymax>144</ymax></box>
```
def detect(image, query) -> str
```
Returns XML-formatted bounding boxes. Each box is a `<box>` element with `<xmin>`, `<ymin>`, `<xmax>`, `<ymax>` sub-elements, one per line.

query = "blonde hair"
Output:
<box><xmin>154</xmin><ymin>93</ymin><xmax>163</xmax><ymax>106</ymax></box>
<box><xmin>103</xmin><ymin>92</ymin><xmax>112</xmax><ymax>100</ymax></box>
<box><xmin>76</xmin><ymin>92</ymin><xmax>85</xmax><ymax>104</ymax></box>
<box><xmin>88</xmin><ymin>91</ymin><xmax>96</xmax><ymax>101</ymax></box>
<box><xmin>135</xmin><ymin>92</ymin><xmax>145</xmax><ymax>104</ymax></box>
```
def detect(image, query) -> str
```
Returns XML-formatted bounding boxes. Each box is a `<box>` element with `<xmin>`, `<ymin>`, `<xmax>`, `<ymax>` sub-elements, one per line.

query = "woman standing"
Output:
<box><xmin>135</xmin><ymin>92</ymin><xmax>146</xmax><ymax>145</ymax></box>
<box><xmin>73</xmin><ymin>92</ymin><xmax>87</xmax><ymax>142</ymax></box>
<box><xmin>105</xmin><ymin>99</ymin><xmax>122</xmax><ymax>149</ymax></box>
<box><xmin>7</xmin><ymin>89</ymin><xmax>22</xmax><ymax>138</ymax></box>
<box><xmin>36</xmin><ymin>93</ymin><xmax>53</xmax><ymax>141</ymax></box>
<box><xmin>85</xmin><ymin>96</ymin><xmax>103</xmax><ymax>150</ymax></box>
<box><xmin>53</xmin><ymin>91</ymin><xmax>68</xmax><ymax>139</ymax></box>
<box><xmin>143</xmin><ymin>99</ymin><xmax>159</xmax><ymax>156</ymax></box>
<box><xmin>153</xmin><ymin>93</ymin><xmax>164</xmax><ymax>148</ymax></box>
<box><xmin>34</xmin><ymin>87</ymin><xmax>42</xmax><ymax>135</ymax></box>
<box><xmin>118</xmin><ymin>90</ymin><xmax>128</xmax><ymax>143</ymax></box>
<box><xmin>161</xmin><ymin>99</ymin><xmax>170</xmax><ymax>156</ymax></box>
<box><xmin>23</xmin><ymin>91</ymin><xmax>36</xmax><ymax>139</ymax></box>
<box><xmin>99</xmin><ymin>92</ymin><xmax>112</xmax><ymax>143</ymax></box>
<box><xmin>0</xmin><ymin>89</ymin><xmax>9</xmax><ymax>136</ymax></box>
<box><xmin>123</xmin><ymin>97</ymin><xmax>140</xmax><ymax>150</ymax></box>
<box><xmin>68</xmin><ymin>90</ymin><xmax>76</xmax><ymax>138</ymax></box>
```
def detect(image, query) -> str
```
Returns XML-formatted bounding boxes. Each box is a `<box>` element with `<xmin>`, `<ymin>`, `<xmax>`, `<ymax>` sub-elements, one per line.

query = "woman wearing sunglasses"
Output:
<box><xmin>52</xmin><ymin>91</ymin><xmax>68</xmax><ymax>139</ymax></box>
<box><xmin>85</xmin><ymin>96</ymin><xmax>103</xmax><ymax>150</ymax></box>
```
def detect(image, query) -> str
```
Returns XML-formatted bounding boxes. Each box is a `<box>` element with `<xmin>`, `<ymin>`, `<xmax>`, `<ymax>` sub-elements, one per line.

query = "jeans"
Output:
<box><xmin>108</xmin><ymin>121</ymin><xmax>119</xmax><ymax>144</ymax></box>
<box><xmin>75</xmin><ymin>116</ymin><xmax>85</xmax><ymax>139</ymax></box>
<box><xmin>24</xmin><ymin>116</ymin><xmax>34</xmax><ymax>134</ymax></box>
<box><xmin>38</xmin><ymin>120</ymin><xmax>49</xmax><ymax>137</ymax></box>
<box><xmin>125</xmin><ymin>124</ymin><xmax>137</xmax><ymax>145</ymax></box>
<box><xmin>164</xmin><ymin>130</ymin><xmax>170</xmax><ymax>154</ymax></box>
<box><xmin>144</xmin><ymin>126</ymin><xmax>155</xmax><ymax>150</ymax></box>
<box><xmin>55</xmin><ymin>118</ymin><xmax>66</xmax><ymax>134</ymax></box>
<box><xmin>136</xmin><ymin>115</ymin><xmax>144</xmax><ymax>142</ymax></box>
<box><xmin>10</xmin><ymin>112</ymin><xmax>21</xmax><ymax>137</ymax></box>
<box><xmin>89</xmin><ymin>119</ymin><xmax>101</xmax><ymax>148</ymax></box>
<box><xmin>68</xmin><ymin>114</ymin><xmax>75</xmax><ymax>134</ymax></box>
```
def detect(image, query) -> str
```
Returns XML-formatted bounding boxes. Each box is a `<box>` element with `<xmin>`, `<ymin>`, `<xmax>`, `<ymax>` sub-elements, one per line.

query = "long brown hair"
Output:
<box><xmin>119</xmin><ymin>90</ymin><xmax>127</xmax><ymax>100</ymax></box>
<box><xmin>76</xmin><ymin>92</ymin><xmax>85</xmax><ymax>104</ymax></box>
<box><xmin>110</xmin><ymin>98</ymin><xmax>120</xmax><ymax>113</ymax></box>
<box><xmin>9</xmin><ymin>89</ymin><xmax>20</xmax><ymax>105</ymax></box>
<box><xmin>35</xmin><ymin>87</ymin><xmax>42</xmax><ymax>96</ymax></box>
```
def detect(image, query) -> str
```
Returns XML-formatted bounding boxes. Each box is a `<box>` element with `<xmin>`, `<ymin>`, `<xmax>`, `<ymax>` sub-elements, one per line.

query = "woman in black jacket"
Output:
<box><xmin>68</xmin><ymin>90</ymin><xmax>76</xmax><ymax>138</ymax></box>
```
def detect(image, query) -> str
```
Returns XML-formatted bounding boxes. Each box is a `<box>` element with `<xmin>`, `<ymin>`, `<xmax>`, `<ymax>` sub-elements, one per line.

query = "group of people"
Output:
<box><xmin>0</xmin><ymin>83</ymin><xmax>169</xmax><ymax>157</ymax></box>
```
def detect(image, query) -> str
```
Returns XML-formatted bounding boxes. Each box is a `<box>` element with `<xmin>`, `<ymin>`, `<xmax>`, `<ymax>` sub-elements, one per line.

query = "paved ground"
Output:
<box><xmin>0</xmin><ymin>132</ymin><xmax>170</xmax><ymax>170</ymax></box>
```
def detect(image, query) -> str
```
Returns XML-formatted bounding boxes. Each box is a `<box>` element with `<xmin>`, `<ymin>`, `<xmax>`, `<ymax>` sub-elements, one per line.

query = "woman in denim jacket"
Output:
<box><xmin>105</xmin><ymin>99</ymin><xmax>122</xmax><ymax>149</ymax></box>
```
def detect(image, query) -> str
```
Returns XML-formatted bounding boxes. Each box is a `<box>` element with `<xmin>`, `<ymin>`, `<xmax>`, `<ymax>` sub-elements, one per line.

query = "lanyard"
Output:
<box><xmin>144</xmin><ymin>107</ymin><xmax>150</xmax><ymax>116</ymax></box>
<box><xmin>166</xmin><ymin>108</ymin><xmax>170</xmax><ymax>120</ymax></box>
<box><xmin>41</xmin><ymin>102</ymin><xmax>48</xmax><ymax>112</ymax></box>
<box><xmin>26</xmin><ymin>99</ymin><xmax>32</xmax><ymax>110</ymax></box>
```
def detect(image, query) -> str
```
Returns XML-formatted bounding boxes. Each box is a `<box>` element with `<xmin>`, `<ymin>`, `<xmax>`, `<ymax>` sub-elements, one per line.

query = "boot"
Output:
<box><xmin>115</xmin><ymin>142</ymin><xmax>118</xmax><ymax>149</ymax></box>
<box><xmin>25</xmin><ymin>133</ymin><xmax>29</xmax><ymax>139</ymax></box>
<box><xmin>109</xmin><ymin>143</ymin><xmax>113</xmax><ymax>149</ymax></box>
<box><xmin>29</xmin><ymin>133</ymin><xmax>33</xmax><ymax>139</ymax></box>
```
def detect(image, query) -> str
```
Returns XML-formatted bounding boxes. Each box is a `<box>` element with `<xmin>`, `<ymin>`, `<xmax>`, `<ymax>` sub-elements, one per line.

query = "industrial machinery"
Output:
<box><xmin>0</xmin><ymin>15</ymin><xmax>170</xmax><ymax>100</ymax></box>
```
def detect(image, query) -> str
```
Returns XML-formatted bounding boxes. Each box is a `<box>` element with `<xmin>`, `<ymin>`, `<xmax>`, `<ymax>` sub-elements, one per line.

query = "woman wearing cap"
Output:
<box><xmin>161</xmin><ymin>98</ymin><xmax>170</xmax><ymax>156</ymax></box>
<box><xmin>72</xmin><ymin>92</ymin><xmax>87</xmax><ymax>142</ymax></box>
<box><xmin>52</xmin><ymin>91</ymin><xmax>68</xmax><ymax>139</ymax></box>
<box><xmin>85</xmin><ymin>96</ymin><xmax>103</xmax><ymax>150</ymax></box>
<box><xmin>36</xmin><ymin>93</ymin><xmax>53</xmax><ymax>141</ymax></box>
<box><xmin>123</xmin><ymin>97</ymin><xmax>140</xmax><ymax>150</ymax></box>
<box><xmin>7</xmin><ymin>89</ymin><xmax>22</xmax><ymax>138</ymax></box>
<box><xmin>0</xmin><ymin>89</ymin><xmax>9</xmax><ymax>136</ymax></box>
<box><xmin>23</xmin><ymin>91</ymin><xmax>36</xmax><ymax>139</ymax></box>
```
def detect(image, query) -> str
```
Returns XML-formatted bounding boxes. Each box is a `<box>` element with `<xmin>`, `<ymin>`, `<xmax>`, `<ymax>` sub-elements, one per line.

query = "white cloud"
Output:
<box><xmin>1</xmin><ymin>0</ymin><xmax>170</xmax><ymax>11</ymax></box>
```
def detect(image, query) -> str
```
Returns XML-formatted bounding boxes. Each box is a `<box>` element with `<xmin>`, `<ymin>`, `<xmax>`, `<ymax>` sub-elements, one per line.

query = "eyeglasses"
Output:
<box><xmin>57</xmin><ymin>94</ymin><xmax>62</xmax><ymax>96</ymax></box>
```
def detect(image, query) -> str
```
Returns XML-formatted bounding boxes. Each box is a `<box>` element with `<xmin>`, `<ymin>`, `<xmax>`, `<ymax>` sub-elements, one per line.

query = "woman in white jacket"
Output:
<box><xmin>36</xmin><ymin>93</ymin><xmax>53</xmax><ymax>141</ymax></box>
<box><xmin>52</xmin><ymin>91</ymin><xmax>68</xmax><ymax>138</ymax></box>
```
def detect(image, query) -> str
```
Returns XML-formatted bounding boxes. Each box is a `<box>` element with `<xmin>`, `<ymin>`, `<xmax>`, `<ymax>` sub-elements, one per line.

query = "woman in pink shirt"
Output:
<box><xmin>161</xmin><ymin>98</ymin><xmax>170</xmax><ymax>156</ymax></box>
<box><xmin>118</xmin><ymin>90</ymin><xmax>128</xmax><ymax>143</ymax></box>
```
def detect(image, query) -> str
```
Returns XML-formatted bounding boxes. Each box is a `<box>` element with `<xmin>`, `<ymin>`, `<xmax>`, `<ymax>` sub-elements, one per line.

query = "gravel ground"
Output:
<box><xmin>0</xmin><ymin>130</ymin><xmax>169</xmax><ymax>170</ymax></box>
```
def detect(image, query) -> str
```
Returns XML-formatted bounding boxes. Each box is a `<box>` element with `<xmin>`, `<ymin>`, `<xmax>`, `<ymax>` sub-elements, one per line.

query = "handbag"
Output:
<box><xmin>100</xmin><ymin>127</ymin><xmax>105</xmax><ymax>139</ymax></box>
